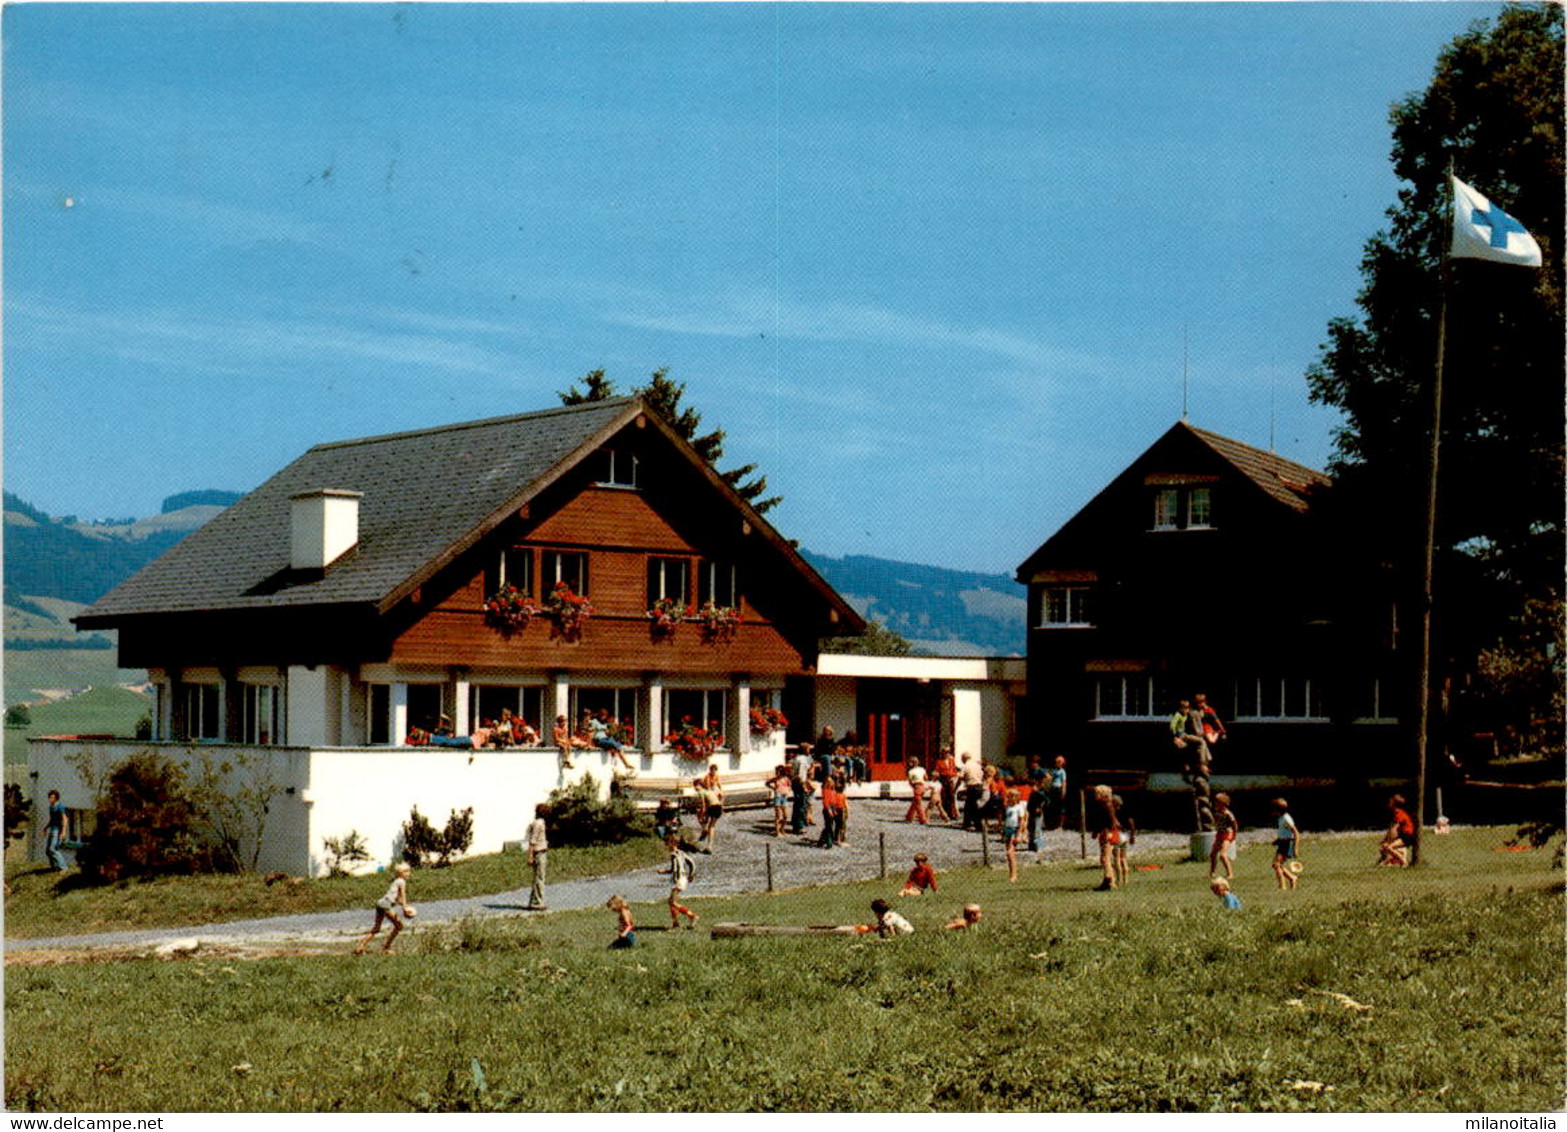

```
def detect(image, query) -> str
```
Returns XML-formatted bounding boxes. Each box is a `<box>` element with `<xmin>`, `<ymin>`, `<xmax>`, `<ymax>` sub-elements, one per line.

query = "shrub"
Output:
<box><xmin>322</xmin><ymin>830</ymin><xmax>371</xmax><ymax>877</ymax></box>
<box><xmin>401</xmin><ymin>806</ymin><xmax>476</xmax><ymax>868</ymax></box>
<box><xmin>5</xmin><ymin>704</ymin><xmax>32</xmax><ymax>728</ymax></box>
<box><xmin>543</xmin><ymin>773</ymin><xmax>643</xmax><ymax>846</ymax></box>
<box><xmin>4</xmin><ymin>783</ymin><xmax>29</xmax><ymax>848</ymax></box>
<box><xmin>77</xmin><ymin>752</ymin><xmax>218</xmax><ymax>882</ymax></box>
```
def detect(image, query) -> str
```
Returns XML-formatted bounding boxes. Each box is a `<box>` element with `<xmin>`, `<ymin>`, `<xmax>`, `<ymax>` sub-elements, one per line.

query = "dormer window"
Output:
<box><xmin>596</xmin><ymin>448</ymin><xmax>640</xmax><ymax>488</ymax></box>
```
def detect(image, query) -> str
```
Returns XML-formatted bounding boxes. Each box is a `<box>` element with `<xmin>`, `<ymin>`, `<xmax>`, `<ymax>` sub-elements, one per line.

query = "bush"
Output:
<box><xmin>322</xmin><ymin>830</ymin><xmax>371</xmax><ymax>877</ymax></box>
<box><xmin>401</xmin><ymin>806</ymin><xmax>476</xmax><ymax>868</ymax></box>
<box><xmin>5</xmin><ymin>704</ymin><xmax>32</xmax><ymax>728</ymax></box>
<box><xmin>77</xmin><ymin>752</ymin><xmax>218</xmax><ymax>882</ymax></box>
<box><xmin>543</xmin><ymin>774</ymin><xmax>643</xmax><ymax>847</ymax></box>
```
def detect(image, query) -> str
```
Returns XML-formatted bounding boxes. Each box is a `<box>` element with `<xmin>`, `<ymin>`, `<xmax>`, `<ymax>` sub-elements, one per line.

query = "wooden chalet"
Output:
<box><xmin>1015</xmin><ymin>420</ymin><xmax>1406</xmax><ymax>787</ymax></box>
<box><xmin>40</xmin><ymin>397</ymin><xmax>863</xmax><ymax>873</ymax></box>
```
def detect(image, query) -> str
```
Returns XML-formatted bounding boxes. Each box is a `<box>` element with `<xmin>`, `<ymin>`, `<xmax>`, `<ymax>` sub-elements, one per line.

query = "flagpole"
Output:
<box><xmin>1412</xmin><ymin>168</ymin><xmax>1454</xmax><ymax>866</ymax></box>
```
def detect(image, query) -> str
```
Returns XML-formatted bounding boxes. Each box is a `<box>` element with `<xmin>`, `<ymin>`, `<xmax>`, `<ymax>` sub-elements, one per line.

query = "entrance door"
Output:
<box><xmin>865</xmin><ymin>711</ymin><xmax>907</xmax><ymax>781</ymax></box>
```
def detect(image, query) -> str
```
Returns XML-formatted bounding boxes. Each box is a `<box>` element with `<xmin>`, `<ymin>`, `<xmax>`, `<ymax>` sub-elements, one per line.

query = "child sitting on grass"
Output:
<box><xmin>1210</xmin><ymin>876</ymin><xmax>1242</xmax><ymax>910</ymax></box>
<box><xmin>859</xmin><ymin>897</ymin><xmax>913</xmax><ymax>937</ymax></box>
<box><xmin>354</xmin><ymin>862</ymin><xmax>415</xmax><ymax>955</ymax></box>
<box><xmin>900</xmin><ymin>853</ymin><xmax>937</xmax><ymax>897</ymax></box>
<box><xmin>606</xmin><ymin>894</ymin><xmax>636</xmax><ymax>948</ymax></box>
<box><xmin>944</xmin><ymin>903</ymin><xmax>983</xmax><ymax>930</ymax></box>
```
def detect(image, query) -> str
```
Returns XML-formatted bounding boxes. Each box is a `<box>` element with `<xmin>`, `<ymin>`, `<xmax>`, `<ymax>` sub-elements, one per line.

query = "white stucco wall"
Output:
<box><xmin>29</xmin><ymin>731</ymin><xmax>790</xmax><ymax>877</ymax></box>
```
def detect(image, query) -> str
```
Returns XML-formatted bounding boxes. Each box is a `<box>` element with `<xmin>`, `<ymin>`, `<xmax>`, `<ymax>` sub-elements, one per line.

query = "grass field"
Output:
<box><xmin>4</xmin><ymin>828</ymin><xmax>1561</xmax><ymax>1112</ymax></box>
<box><xmin>3</xmin><ymin>684</ymin><xmax>150</xmax><ymax>779</ymax></box>
<box><xmin>4</xmin><ymin>837</ymin><xmax>666</xmax><ymax>939</ymax></box>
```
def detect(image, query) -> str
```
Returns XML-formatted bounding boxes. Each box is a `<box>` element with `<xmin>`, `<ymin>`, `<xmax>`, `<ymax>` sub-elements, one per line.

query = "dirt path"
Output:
<box><xmin>4</xmin><ymin>801</ymin><xmax>1284</xmax><ymax>963</ymax></box>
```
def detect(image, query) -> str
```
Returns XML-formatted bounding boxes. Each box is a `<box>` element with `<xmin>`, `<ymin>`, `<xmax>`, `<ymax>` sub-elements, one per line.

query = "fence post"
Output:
<box><xmin>765</xmin><ymin>841</ymin><xmax>774</xmax><ymax>893</ymax></box>
<box><xmin>1079</xmin><ymin>787</ymin><xmax>1088</xmax><ymax>860</ymax></box>
<box><xmin>879</xmin><ymin>831</ymin><xmax>887</xmax><ymax>878</ymax></box>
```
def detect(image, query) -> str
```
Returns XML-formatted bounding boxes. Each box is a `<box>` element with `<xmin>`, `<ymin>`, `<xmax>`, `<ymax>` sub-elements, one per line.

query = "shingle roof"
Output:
<box><xmin>79</xmin><ymin>398</ymin><xmax>641</xmax><ymax>620</ymax></box>
<box><xmin>1184</xmin><ymin>423</ymin><xmax>1329</xmax><ymax>512</ymax></box>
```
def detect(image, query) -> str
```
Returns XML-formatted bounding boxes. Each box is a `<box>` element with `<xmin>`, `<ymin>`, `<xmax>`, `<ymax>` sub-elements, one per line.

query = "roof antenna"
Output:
<box><xmin>1181</xmin><ymin>324</ymin><xmax>1190</xmax><ymax>422</ymax></box>
<box><xmin>1269</xmin><ymin>353</ymin><xmax>1277</xmax><ymax>452</ymax></box>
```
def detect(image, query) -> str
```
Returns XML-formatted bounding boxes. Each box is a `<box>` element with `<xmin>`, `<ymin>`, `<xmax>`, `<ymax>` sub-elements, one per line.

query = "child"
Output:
<box><xmin>1002</xmin><ymin>789</ymin><xmax>1026</xmax><ymax>883</ymax></box>
<box><xmin>770</xmin><ymin>764</ymin><xmax>792</xmax><ymax>837</ymax></box>
<box><xmin>817</xmin><ymin>775</ymin><xmax>846</xmax><ymax>849</ymax></box>
<box><xmin>1378</xmin><ymin>793</ymin><xmax>1415</xmax><ymax>866</ymax></box>
<box><xmin>354</xmin><ymin>862</ymin><xmax>415</xmax><ymax>954</ymax></box>
<box><xmin>1112</xmin><ymin>794</ymin><xmax>1135</xmax><ymax>888</ymax></box>
<box><xmin>1270</xmin><ymin>797</ymin><xmax>1300</xmax><ymax>890</ymax></box>
<box><xmin>653</xmin><ymin>797</ymin><xmax>681</xmax><ymax>843</ymax></box>
<box><xmin>1210</xmin><ymin>876</ymin><xmax>1242</xmax><ymax>910</ymax></box>
<box><xmin>661</xmin><ymin>833</ymin><xmax>700</xmax><ymax>929</ymax></box>
<box><xmin>606</xmin><ymin>894</ymin><xmax>636</xmax><ymax>948</ymax></box>
<box><xmin>865</xmin><ymin>897</ymin><xmax>913</xmax><ymax>937</ymax></box>
<box><xmin>900</xmin><ymin>853</ymin><xmax>938</xmax><ymax>897</ymax></box>
<box><xmin>944</xmin><ymin>903</ymin><xmax>983</xmax><ymax>930</ymax></box>
<box><xmin>1092</xmin><ymin>784</ymin><xmax>1120</xmax><ymax>891</ymax></box>
<box><xmin>1210</xmin><ymin>791</ymin><xmax>1238</xmax><ymax>879</ymax></box>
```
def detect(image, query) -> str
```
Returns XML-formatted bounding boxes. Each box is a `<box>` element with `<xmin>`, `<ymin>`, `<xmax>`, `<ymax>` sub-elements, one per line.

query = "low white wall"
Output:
<box><xmin>29</xmin><ymin>732</ymin><xmax>790</xmax><ymax>878</ymax></box>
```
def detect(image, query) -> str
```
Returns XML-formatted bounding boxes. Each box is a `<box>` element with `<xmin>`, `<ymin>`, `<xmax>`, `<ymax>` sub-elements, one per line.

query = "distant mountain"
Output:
<box><xmin>2</xmin><ymin>490</ymin><xmax>237</xmax><ymax>604</ymax></box>
<box><xmin>1</xmin><ymin>490</ymin><xmax>1024</xmax><ymax>658</ymax></box>
<box><xmin>801</xmin><ymin>551</ymin><xmax>1025</xmax><ymax>656</ymax></box>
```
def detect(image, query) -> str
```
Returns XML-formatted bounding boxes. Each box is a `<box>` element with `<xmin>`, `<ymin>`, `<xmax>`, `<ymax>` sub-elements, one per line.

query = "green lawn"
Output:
<box><xmin>3</xmin><ymin>838</ymin><xmax>665</xmax><ymax>940</ymax></box>
<box><xmin>4</xmin><ymin>683</ymin><xmax>150</xmax><ymax>779</ymax></box>
<box><xmin>4</xmin><ymin>828</ymin><xmax>1562</xmax><ymax>1112</ymax></box>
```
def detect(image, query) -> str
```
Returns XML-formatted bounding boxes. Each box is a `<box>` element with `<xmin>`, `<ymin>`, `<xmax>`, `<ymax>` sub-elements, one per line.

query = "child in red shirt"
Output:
<box><xmin>900</xmin><ymin>853</ymin><xmax>937</xmax><ymax>896</ymax></box>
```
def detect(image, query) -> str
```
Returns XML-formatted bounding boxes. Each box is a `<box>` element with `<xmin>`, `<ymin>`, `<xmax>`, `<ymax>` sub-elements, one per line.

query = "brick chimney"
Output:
<box><xmin>290</xmin><ymin>489</ymin><xmax>362</xmax><ymax>571</ymax></box>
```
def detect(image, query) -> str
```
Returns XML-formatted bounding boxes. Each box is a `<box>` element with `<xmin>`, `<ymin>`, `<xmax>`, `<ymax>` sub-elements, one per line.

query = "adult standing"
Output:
<box><xmin>44</xmin><ymin>790</ymin><xmax>70</xmax><ymax>872</ymax></box>
<box><xmin>904</xmin><ymin>761</ymin><xmax>929</xmax><ymax>824</ymax></box>
<box><xmin>525</xmin><ymin>804</ymin><xmax>549</xmax><ymax>910</ymax></box>
<box><xmin>934</xmin><ymin>747</ymin><xmax>959</xmax><ymax>822</ymax></box>
<box><xmin>789</xmin><ymin>743</ymin><xmax>815</xmax><ymax>834</ymax></box>
<box><xmin>959</xmin><ymin>752</ymin><xmax>986</xmax><ymax>830</ymax></box>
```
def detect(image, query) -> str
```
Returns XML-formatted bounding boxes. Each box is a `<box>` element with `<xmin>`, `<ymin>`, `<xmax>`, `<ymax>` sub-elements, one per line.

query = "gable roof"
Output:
<box><xmin>1183</xmin><ymin>423</ymin><xmax>1329</xmax><ymax>512</ymax></box>
<box><xmin>1015</xmin><ymin>420</ymin><xmax>1330</xmax><ymax>581</ymax></box>
<box><xmin>78</xmin><ymin>397</ymin><xmax>860</xmax><ymax>630</ymax></box>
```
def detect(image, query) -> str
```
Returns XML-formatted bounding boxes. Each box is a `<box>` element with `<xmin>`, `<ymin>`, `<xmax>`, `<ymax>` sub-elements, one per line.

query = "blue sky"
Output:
<box><xmin>4</xmin><ymin>2</ymin><xmax>1505</xmax><ymax>574</ymax></box>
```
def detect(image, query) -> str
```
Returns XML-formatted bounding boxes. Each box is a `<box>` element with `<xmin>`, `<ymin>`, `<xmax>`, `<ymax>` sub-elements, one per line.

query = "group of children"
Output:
<box><xmin>1203</xmin><ymin>793</ymin><xmax>1303</xmax><ymax>912</ymax></box>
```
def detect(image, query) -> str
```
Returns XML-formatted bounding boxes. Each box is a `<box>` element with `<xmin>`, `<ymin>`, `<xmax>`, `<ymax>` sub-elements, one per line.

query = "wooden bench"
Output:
<box><xmin>618</xmin><ymin>770</ymin><xmax>775</xmax><ymax>812</ymax></box>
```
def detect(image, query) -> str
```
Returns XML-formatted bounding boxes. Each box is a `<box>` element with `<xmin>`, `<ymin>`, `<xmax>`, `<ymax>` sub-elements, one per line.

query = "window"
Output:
<box><xmin>647</xmin><ymin>557</ymin><xmax>691</xmax><ymax>604</ymax></box>
<box><xmin>242</xmin><ymin>684</ymin><xmax>282</xmax><ymax>745</ymax></box>
<box><xmin>596</xmin><ymin>448</ymin><xmax>640</xmax><ymax>488</ymax></box>
<box><xmin>571</xmin><ymin>688</ymin><xmax>638</xmax><ymax>741</ymax></box>
<box><xmin>1151</xmin><ymin>486</ymin><xmax>1216</xmax><ymax>531</ymax></box>
<box><xmin>1095</xmin><ymin>676</ymin><xmax>1159</xmax><ymax>719</ymax></box>
<box><xmin>541</xmin><ymin>550</ymin><xmax>589</xmax><ymax>596</ymax></box>
<box><xmin>183</xmin><ymin>684</ymin><xmax>221</xmax><ymax>741</ymax></box>
<box><xmin>406</xmin><ymin>684</ymin><xmax>444</xmax><ymax>734</ymax></box>
<box><xmin>698</xmin><ymin>560</ymin><xmax>737</xmax><ymax>607</ymax></box>
<box><xmin>1234</xmin><ymin>677</ymin><xmax>1326</xmax><ymax>720</ymax></box>
<box><xmin>470</xmin><ymin>685</ymin><xmax>543</xmax><ymax>730</ymax></box>
<box><xmin>1153</xmin><ymin>489</ymin><xmax>1180</xmax><ymax>530</ymax></box>
<box><xmin>369</xmin><ymin>684</ymin><xmax>391</xmax><ymax>745</ymax></box>
<box><xmin>1187</xmin><ymin>487</ymin><xmax>1213</xmax><ymax>529</ymax></box>
<box><xmin>666</xmin><ymin>688</ymin><xmax>729</xmax><ymax>737</ymax></box>
<box><xmin>1040</xmin><ymin>587</ymin><xmax>1093</xmax><ymax>627</ymax></box>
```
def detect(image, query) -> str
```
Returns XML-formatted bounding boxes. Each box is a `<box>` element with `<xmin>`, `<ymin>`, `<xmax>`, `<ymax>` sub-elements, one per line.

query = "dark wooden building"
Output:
<box><xmin>1014</xmin><ymin>421</ymin><xmax>1405</xmax><ymax>783</ymax></box>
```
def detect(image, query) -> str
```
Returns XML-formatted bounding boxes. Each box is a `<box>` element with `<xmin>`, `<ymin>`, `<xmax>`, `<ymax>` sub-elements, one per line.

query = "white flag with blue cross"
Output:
<box><xmin>1450</xmin><ymin>175</ymin><xmax>1542</xmax><ymax>267</ymax></box>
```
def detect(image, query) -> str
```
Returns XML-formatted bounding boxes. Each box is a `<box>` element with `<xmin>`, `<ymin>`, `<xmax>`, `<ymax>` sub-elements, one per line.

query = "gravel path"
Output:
<box><xmin>4</xmin><ymin>801</ymin><xmax>1285</xmax><ymax>954</ymax></box>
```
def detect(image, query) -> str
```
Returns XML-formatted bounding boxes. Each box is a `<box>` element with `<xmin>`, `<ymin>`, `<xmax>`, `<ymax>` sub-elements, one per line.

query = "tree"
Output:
<box><xmin>821</xmin><ymin>619</ymin><xmax>913</xmax><ymax>657</ymax></box>
<box><xmin>557</xmin><ymin>368</ymin><xmax>781</xmax><ymax>514</ymax></box>
<box><xmin>1305</xmin><ymin>4</ymin><xmax>1564</xmax><ymax>746</ymax></box>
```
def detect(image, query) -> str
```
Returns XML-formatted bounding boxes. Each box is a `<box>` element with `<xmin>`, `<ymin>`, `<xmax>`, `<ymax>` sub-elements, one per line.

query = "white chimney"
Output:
<box><xmin>290</xmin><ymin>489</ymin><xmax>362</xmax><ymax>571</ymax></box>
